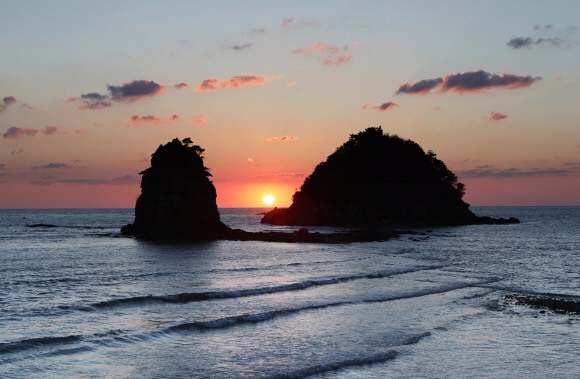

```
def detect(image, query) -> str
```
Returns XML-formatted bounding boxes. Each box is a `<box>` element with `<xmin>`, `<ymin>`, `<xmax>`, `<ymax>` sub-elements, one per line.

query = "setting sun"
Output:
<box><xmin>263</xmin><ymin>194</ymin><xmax>275</xmax><ymax>205</ymax></box>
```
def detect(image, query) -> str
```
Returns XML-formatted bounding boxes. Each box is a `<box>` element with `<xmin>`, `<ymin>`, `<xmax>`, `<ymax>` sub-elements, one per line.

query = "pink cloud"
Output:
<box><xmin>267</xmin><ymin>135</ymin><xmax>298</xmax><ymax>142</ymax></box>
<box><xmin>293</xmin><ymin>42</ymin><xmax>354</xmax><ymax>66</ymax></box>
<box><xmin>127</xmin><ymin>114</ymin><xmax>181</xmax><ymax>126</ymax></box>
<box><xmin>286</xmin><ymin>81</ymin><xmax>297</xmax><ymax>87</ymax></box>
<box><xmin>282</xmin><ymin>17</ymin><xmax>294</xmax><ymax>28</ymax></box>
<box><xmin>281</xmin><ymin>17</ymin><xmax>316</xmax><ymax>30</ymax></box>
<box><xmin>362</xmin><ymin>102</ymin><xmax>399</xmax><ymax>112</ymax></box>
<box><xmin>41</xmin><ymin>125</ymin><xmax>67</xmax><ymax>135</ymax></box>
<box><xmin>487</xmin><ymin>111</ymin><xmax>508</xmax><ymax>121</ymax></box>
<box><xmin>197</xmin><ymin>78</ymin><xmax>219</xmax><ymax>91</ymax></box>
<box><xmin>191</xmin><ymin>115</ymin><xmax>207</xmax><ymax>124</ymax></box>
<box><xmin>310</xmin><ymin>42</ymin><xmax>341</xmax><ymax>53</ymax></box>
<box><xmin>196</xmin><ymin>75</ymin><xmax>268</xmax><ymax>92</ymax></box>
<box><xmin>3</xmin><ymin>96</ymin><xmax>17</xmax><ymax>105</ymax></box>
<box><xmin>3</xmin><ymin>126</ymin><xmax>38</xmax><ymax>139</ymax></box>
<box><xmin>174</xmin><ymin>83</ymin><xmax>189</xmax><ymax>89</ymax></box>
<box><xmin>1</xmin><ymin>96</ymin><xmax>32</xmax><ymax>112</ymax></box>
<box><xmin>320</xmin><ymin>54</ymin><xmax>353</xmax><ymax>66</ymax></box>
<box><xmin>74</xmin><ymin>128</ymin><xmax>85</xmax><ymax>134</ymax></box>
<box><xmin>293</xmin><ymin>42</ymin><xmax>342</xmax><ymax>55</ymax></box>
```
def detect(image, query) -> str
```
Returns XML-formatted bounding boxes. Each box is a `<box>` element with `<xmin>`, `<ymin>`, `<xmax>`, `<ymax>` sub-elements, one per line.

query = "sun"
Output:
<box><xmin>263</xmin><ymin>194</ymin><xmax>275</xmax><ymax>205</ymax></box>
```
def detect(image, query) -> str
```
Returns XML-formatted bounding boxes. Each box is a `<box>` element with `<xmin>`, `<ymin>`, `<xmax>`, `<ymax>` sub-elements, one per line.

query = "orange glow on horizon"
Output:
<box><xmin>214</xmin><ymin>182</ymin><xmax>299</xmax><ymax>208</ymax></box>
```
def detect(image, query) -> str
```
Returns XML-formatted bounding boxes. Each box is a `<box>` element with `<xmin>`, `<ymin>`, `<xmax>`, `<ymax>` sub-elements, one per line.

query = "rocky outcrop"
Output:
<box><xmin>121</xmin><ymin>138</ymin><xmax>231</xmax><ymax>240</ymax></box>
<box><xmin>261</xmin><ymin>127</ymin><xmax>519</xmax><ymax>227</ymax></box>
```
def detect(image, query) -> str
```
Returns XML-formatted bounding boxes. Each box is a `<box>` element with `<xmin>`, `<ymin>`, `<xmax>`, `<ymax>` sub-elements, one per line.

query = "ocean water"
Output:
<box><xmin>1</xmin><ymin>207</ymin><xmax>579</xmax><ymax>378</ymax></box>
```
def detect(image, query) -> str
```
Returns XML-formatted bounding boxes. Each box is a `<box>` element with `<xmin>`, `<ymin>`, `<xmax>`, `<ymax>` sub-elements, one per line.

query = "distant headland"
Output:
<box><xmin>121</xmin><ymin>129</ymin><xmax>518</xmax><ymax>242</ymax></box>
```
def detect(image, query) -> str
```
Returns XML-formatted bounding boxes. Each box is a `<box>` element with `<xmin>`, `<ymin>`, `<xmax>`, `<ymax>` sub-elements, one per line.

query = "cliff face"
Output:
<box><xmin>121</xmin><ymin>138</ymin><xmax>230</xmax><ymax>240</ymax></box>
<box><xmin>262</xmin><ymin>127</ymin><xmax>477</xmax><ymax>226</ymax></box>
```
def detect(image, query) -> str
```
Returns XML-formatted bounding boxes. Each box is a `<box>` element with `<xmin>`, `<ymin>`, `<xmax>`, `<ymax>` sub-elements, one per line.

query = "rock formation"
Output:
<box><xmin>261</xmin><ymin>127</ymin><xmax>518</xmax><ymax>226</ymax></box>
<box><xmin>121</xmin><ymin>138</ymin><xmax>231</xmax><ymax>240</ymax></box>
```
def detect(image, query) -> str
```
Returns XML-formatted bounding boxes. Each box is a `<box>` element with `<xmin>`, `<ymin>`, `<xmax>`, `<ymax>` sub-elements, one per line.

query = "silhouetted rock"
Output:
<box><xmin>261</xmin><ymin>127</ymin><xmax>519</xmax><ymax>227</ymax></box>
<box><xmin>121</xmin><ymin>138</ymin><xmax>231</xmax><ymax>240</ymax></box>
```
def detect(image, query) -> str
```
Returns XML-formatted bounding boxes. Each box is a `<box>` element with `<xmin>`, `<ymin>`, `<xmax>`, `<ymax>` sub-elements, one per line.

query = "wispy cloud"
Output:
<box><xmin>0</xmin><ymin>96</ymin><xmax>17</xmax><ymax>112</ymax></box>
<box><xmin>31</xmin><ymin>162</ymin><xmax>71</xmax><ymax>170</ymax></box>
<box><xmin>57</xmin><ymin>175</ymin><xmax>139</xmax><ymax>185</ymax></box>
<box><xmin>0</xmin><ymin>96</ymin><xmax>32</xmax><ymax>112</ymax></box>
<box><xmin>396</xmin><ymin>70</ymin><xmax>541</xmax><ymax>95</ymax></box>
<box><xmin>30</xmin><ymin>175</ymin><xmax>140</xmax><ymax>187</ymax></box>
<box><xmin>3</xmin><ymin>127</ymin><xmax>38</xmax><ymax>139</ymax></box>
<box><xmin>191</xmin><ymin>114</ymin><xmax>207</xmax><ymax>124</ymax></box>
<box><xmin>507</xmin><ymin>36</ymin><xmax>564</xmax><ymax>49</ymax></box>
<box><xmin>252</xmin><ymin>172</ymin><xmax>305</xmax><ymax>182</ymax></box>
<box><xmin>362</xmin><ymin>102</ymin><xmax>399</xmax><ymax>112</ymax></box>
<box><xmin>534</xmin><ymin>24</ymin><xmax>552</xmax><ymax>32</ymax></box>
<box><xmin>29</xmin><ymin>180</ymin><xmax>53</xmax><ymax>186</ymax></box>
<box><xmin>249</xmin><ymin>28</ymin><xmax>268</xmax><ymax>35</ymax></box>
<box><xmin>11</xmin><ymin>149</ymin><xmax>24</xmax><ymax>154</ymax></box>
<box><xmin>127</xmin><ymin>114</ymin><xmax>181</xmax><ymax>126</ymax></box>
<box><xmin>41</xmin><ymin>125</ymin><xmax>67</xmax><ymax>135</ymax></box>
<box><xmin>282</xmin><ymin>17</ymin><xmax>294</xmax><ymax>28</ymax></box>
<box><xmin>319</xmin><ymin>54</ymin><xmax>353</xmax><ymax>66</ymax></box>
<box><xmin>267</xmin><ymin>135</ymin><xmax>298</xmax><ymax>142</ymax></box>
<box><xmin>196</xmin><ymin>75</ymin><xmax>268</xmax><ymax>91</ymax></box>
<box><xmin>459</xmin><ymin>165</ymin><xmax>577</xmax><ymax>178</ymax></box>
<box><xmin>286</xmin><ymin>81</ymin><xmax>297</xmax><ymax>87</ymax></box>
<box><xmin>293</xmin><ymin>42</ymin><xmax>353</xmax><ymax>66</ymax></box>
<box><xmin>228</xmin><ymin>43</ymin><xmax>252</xmax><ymax>50</ymax></box>
<box><xmin>281</xmin><ymin>17</ymin><xmax>317</xmax><ymax>30</ymax></box>
<box><xmin>173</xmin><ymin>83</ymin><xmax>189</xmax><ymax>89</ymax></box>
<box><xmin>396</xmin><ymin>78</ymin><xmax>443</xmax><ymax>94</ymax></box>
<box><xmin>486</xmin><ymin>111</ymin><xmax>508</xmax><ymax>121</ymax></box>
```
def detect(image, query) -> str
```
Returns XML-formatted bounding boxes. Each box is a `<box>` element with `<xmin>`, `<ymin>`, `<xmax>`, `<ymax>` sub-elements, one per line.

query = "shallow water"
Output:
<box><xmin>1</xmin><ymin>207</ymin><xmax>579</xmax><ymax>378</ymax></box>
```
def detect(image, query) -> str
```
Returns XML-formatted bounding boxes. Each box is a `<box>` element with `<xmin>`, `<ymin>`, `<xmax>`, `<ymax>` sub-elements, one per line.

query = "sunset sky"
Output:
<box><xmin>1</xmin><ymin>1</ymin><xmax>579</xmax><ymax>208</ymax></box>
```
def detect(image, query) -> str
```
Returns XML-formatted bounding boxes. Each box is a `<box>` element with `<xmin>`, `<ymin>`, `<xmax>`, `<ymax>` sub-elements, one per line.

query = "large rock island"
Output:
<box><xmin>121</xmin><ymin>138</ymin><xmax>231</xmax><ymax>240</ymax></box>
<box><xmin>262</xmin><ymin>127</ymin><xmax>518</xmax><ymax>226</ymax></box>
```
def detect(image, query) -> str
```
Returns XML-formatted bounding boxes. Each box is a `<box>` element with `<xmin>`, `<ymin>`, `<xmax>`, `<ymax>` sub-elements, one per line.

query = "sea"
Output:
<box><xmin>1</xmin><ymin>207</ymin><xmax>579</xmax><ymax>378</ymax></box>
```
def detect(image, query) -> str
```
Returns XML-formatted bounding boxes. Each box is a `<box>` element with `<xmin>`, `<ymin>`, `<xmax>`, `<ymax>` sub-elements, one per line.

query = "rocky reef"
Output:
<box><xmin>262</xmin><ymin>127</ymin><xmax>518</xmax><ymax>227</ymax></box>
<box><xmin>121</xmin><ymin>138</ymin><xmax>231</xmax><ymax>240</ymax></box>
<box><xmin>505</xmin><ymin>293</ymin><xmax>580</xmax><ymax>315</ymax></box>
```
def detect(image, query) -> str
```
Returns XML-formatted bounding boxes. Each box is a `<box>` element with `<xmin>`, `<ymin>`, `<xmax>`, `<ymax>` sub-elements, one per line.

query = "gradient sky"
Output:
<box><xmin>1</xmin><ymin>1</ymin><xmax>579</xmax><ymax>208</ymax></box>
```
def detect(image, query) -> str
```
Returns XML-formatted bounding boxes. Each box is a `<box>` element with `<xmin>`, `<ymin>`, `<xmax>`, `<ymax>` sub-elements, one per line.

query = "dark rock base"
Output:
<box><xmin>121</xmin><ymin>224</ymin><xmax>404</xmax><ymax>243</ymax></box>
<box><xmin>505</xmin><ymin>293</ymin><xmax>580</xmax><ymax>314</ymax></box>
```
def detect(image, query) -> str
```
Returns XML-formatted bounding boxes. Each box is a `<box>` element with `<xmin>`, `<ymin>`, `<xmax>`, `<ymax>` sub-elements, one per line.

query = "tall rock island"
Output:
<box><xmin>261</xmin><ymin>127</ymin><xmax>517</xmax><ymax>226</ymax></box>
<box><xmin>121</xmin><ymin>138</ymin><xmax>231</xmax><ymax>240</ymax></box>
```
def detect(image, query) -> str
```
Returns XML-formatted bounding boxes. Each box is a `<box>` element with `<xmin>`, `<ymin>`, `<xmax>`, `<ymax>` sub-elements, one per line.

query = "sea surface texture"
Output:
<box><xmin>1</xmin><ymin>207</ymin><xmax>579</xmax><ymax>378</ymax></box>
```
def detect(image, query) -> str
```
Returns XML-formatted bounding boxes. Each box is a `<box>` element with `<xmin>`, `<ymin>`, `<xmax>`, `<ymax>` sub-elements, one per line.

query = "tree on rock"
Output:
<box><xmin>261</xmin><ymin>127</ymin><xmax>476</xmax><ymax>226</ymax></box>
<box><xmin>121</xmin><ymin>138</ymin><xmax>230</xmax><ymax>240</ymax></box>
